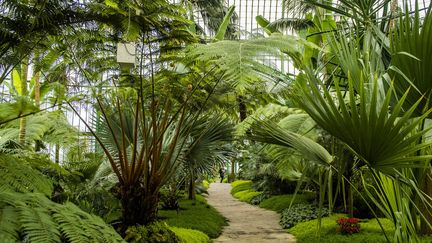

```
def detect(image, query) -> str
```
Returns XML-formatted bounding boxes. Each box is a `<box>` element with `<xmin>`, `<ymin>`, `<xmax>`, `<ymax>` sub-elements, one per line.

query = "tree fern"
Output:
<box><xmin>0</xmin><ymin>191</ymin><xmax>125</xmax><ymax>243</ymax></box>
<box><xmin>0</xmin><ymin>155</ymin><xmax>53</xmax><ymax>196</ymax></box>
<box><xmin>0</xmin><ymin>206</ymin><xmax>19</xmax><ymax>242</ymax></box>
<box><xmin>187</xmin><ymin>34</ymin><xmax>315</xmax><ymax>93</ymax></box>
<box><xmin>19</xmin><ymin>205</ymin><xmax>61</xmax><ymax>243</ymax></box>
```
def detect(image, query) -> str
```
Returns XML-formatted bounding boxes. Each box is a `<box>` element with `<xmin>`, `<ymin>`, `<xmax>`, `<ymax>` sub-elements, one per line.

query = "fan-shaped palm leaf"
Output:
<box><xmin>183</xmin><ymin>114</ymin><xmax>235</xmax><ymax>174</ymax></box>
<box><xmin>293</xmin><ymin>67</ymin><xmax>432</xmax><ymax>173</ymax></box>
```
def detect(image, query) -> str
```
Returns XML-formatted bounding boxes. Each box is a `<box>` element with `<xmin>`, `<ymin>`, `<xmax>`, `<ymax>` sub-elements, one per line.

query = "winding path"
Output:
<box><xmin>207</xmin><ymin>183</ymin><xmax>296</xmax><ymax>243</ymax></box>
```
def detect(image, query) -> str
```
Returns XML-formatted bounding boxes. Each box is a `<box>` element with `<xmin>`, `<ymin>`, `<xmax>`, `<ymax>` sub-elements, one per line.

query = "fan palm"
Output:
<box><xmin>182</xmin><ymin>114</ymin><xmax>235</xmax><ymax>199</ymax></box>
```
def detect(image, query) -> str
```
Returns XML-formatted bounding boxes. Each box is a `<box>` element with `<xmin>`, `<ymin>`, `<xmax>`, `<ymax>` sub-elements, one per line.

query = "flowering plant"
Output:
<box><xmin>336</xmin><ymin>217</ymin><xmax>360</xmax><ymax>235</ymax></box>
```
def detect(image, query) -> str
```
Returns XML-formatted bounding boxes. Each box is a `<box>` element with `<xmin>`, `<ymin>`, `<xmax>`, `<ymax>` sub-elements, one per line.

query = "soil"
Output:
<box><xmin>207</xmin><ymin>183</ymin><xmax>296</xmax><ymax>243</ymax></box>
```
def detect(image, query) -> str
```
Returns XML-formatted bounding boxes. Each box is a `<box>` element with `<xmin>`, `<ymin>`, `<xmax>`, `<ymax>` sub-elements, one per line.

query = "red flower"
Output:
<box><xmin>336</xmin><ymin>217</ymin><xmax>361</xmax><ymax>235</ymax></box>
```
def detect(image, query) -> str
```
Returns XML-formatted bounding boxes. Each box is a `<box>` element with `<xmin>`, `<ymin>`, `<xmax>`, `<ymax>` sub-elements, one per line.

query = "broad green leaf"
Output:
<box><xmin>12</xmin><ymin>69</ymin><xmax>21</xmax><ymax>95</ymax></box>
<box><xmin>213</xmin><ymin>6</ymin><xmax>235</xmax><ymax>42</ymax></box>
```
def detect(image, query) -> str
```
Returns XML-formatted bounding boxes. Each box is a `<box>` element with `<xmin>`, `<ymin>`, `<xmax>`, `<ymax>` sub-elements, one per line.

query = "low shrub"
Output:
<box><xmin>160</xmin><ymin>188</ymin><xmax>181</xmax><ymax>210</ymax></box>
<box><xmin>250</xmin><ymin>193</ymin><xmax>271</xmax><ymax>205</ymax></box>
<box><xmin>159</xmin><ymin>195</ymin><xmax>227</xmax><ymax>238</ymax></box>
<box><xmin>202</xmin><ymin>180</ymin><xmax>210</xmax><ymax>189</ymax></box>
<box><xmin>259</xmin><ymin>194</ymin><xmax>315</xmax><ymax>212</ymax></box>
<box><xmin>230</xmin><ymin>180</ymin><xmax>252</xmax><ymax>195</ymax></box>
<box><xmin>233</xmin><ymin>189</ymin><xmax>262</xmax><ymax>203</ymax></box>
<box><xmin>336</xmin><ymin>217</ymin><xmax>361</xmax><ymax>235</ymax></box>
<box><xmin>125</xmin><ymin>221</ymin><xmax>179</xmax><ymax>243</ymax></box>
<box><xmin>280</xmin><ymin>203</ymin><xmax>330</xmax><ymax>229</ymax></box>
<box><xmin>169</xmin><ymin>227</ymin><xmax>210</xmax><ymax>243</ymax></box>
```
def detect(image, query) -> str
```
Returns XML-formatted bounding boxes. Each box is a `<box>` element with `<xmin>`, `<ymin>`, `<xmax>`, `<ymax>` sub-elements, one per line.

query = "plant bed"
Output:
<box><xmin>288</xmin><ymin>214</ymin><xmax>432</xmax><ymax>243</ymax></box>
<box><xmin>159</xmin><ymin>195</ymin><xmax>227</xmax><ymax>238</ymax></box>
<box><xmin>259</xmin><ymin>193</ymin><xmax>315</xmax><ymax>212</ymax></box>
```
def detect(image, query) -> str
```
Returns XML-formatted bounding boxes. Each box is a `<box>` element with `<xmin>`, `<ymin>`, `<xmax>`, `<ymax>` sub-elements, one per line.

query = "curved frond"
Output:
<box><xmin>249</xmin><ymin>119</ymin><xmax>332</xmax><ymax>166</ymax></box>
<box><xmin>0</xmin><ymin>191</ymin><xmax>125</xmax><ymax>243</ymax></box>
<box><xmin>187</xmin><ymin>34</ymin><xmax>315</xmax><ymax>93</ymax></box>
<box><xmin>0</xmin><ymin>155</ymin><xmax>53</xmax><ymax>196</ymax></box>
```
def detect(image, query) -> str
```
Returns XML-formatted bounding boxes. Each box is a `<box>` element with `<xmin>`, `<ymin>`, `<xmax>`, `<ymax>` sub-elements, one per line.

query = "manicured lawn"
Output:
<box><xmin>159</xmin><ymin>195</ymin><xmax>227</xmax><ymax>238</ymax></box>
<box><xmin>288</xmin><ymin>214</ymin><xmax>432</xmax><ymax>243</ymax></box>
<box><xmin>259</xmin><ymin>193</ymin><xmax>315</xmax><ymax>212</ymax></box>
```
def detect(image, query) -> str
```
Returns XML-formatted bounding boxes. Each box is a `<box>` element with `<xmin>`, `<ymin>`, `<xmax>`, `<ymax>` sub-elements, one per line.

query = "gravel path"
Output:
<box><xmin>207</xmin><ymin>183</ymin><xmax>296</xmax><ymax>243</ymax></box>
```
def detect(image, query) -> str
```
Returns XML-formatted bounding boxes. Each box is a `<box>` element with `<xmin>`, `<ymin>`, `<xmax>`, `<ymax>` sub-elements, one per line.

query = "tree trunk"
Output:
<box><xmin>237</xmin><ymin>95</ymin><xmax>247</xmax><ymax>122</ymax></box>
<box><xmin>34</xmin><ymin>72</ymin><xmax>42</xmax><ymax>151</ymax></box>
<box><xmin>229</xmin><ymin>160</ymin><xmax>235</xmax><ymax>182</ymax></box>
<box><xmin>188</xmin><ymin>176</ymin><xmax>196</xmax><ymax>200</ymax></box>
<box><xmin>18</xmin><ymin>62</ymin><xmax>29</xmax><ymax>146</ymax></box>
<box><xmin>120</xmin><ymin>184</ymin><xmax>159</xmax><ymax>232</ymax></box>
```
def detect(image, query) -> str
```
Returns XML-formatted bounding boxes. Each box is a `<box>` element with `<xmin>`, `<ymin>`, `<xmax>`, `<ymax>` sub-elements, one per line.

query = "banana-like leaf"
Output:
<box><xmin>213</xmin><ymin>6</ymin><xmax>235</xmax><ymax>41</ymax></box>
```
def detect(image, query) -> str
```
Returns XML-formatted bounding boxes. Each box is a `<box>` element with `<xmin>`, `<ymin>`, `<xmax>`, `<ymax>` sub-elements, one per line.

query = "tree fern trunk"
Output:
<box><xmin>237</xmin><ymin>95</ymin><xmax>247</xmax><ymax>122</ymax></box>
<box><xmin>18</xmin><ymin>61</ymin><xmax>29</xmax><ymax>146</ymax></box>
<box><xmin>18</xmin><ymin>117</ymin><xmax>27</xmax><ymax>146</ymax></box>
<box><xmin>34</xmin><ymin>72</ymin><xmax>42</xmax><ymax>151</ymax></box>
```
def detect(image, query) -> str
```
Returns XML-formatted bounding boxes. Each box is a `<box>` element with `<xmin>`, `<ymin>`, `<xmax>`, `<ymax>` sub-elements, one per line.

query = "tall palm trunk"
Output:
<box><xmin>229</xmin><ymin>95</ymin><xmax>247</xmax><ymax>182</ymax></box>
<box><xmin>18</xmin><ymin>61</ymin><xmax>29</xmax><ymax>146</ymax></box>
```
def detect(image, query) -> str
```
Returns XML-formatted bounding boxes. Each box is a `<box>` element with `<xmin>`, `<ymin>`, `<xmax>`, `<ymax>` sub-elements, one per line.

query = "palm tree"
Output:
<box><xmin>182</xmin><ymin>114</ymin><xmax>234</xmax><ymax>199</ymax></box>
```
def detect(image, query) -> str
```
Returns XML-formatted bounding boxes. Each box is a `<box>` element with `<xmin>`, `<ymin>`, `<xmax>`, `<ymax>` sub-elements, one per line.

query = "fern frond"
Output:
<box><xmin>18</xmin><ymin>204</ymin><xmax>61</xmax><ymax>243</ymax></box>
<box><xmin>0</xmin><ymin>191</ymin><xmax>125</xmax><ymax>243</ymax></box>
<box><xmin>0</xmin><ymin>206</ymin><xmax>20</xmax><ymax>242</ymax></box>
<box><xmin>0</xmin><ymin>155</ymin><xmax>53</xmax><ymax>196</ymax></box>
<box><xmin>187</xmin><ymin>34</ymin><xmax>315</xmax><ymax>93</ymax></box>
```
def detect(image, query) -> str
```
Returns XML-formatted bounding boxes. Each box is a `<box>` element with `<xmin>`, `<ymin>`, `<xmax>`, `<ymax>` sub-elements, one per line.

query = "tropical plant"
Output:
<box><xmin>0</xmin><ymin>154</ymin><xmax>124</xmax><ymax>242</ymax></box>
<box><xmin>280</xmin><ymin>203</ymin><xmax>330</xmax><ymax>229</ymax></box>
<box><xmin>182</xmin><ymin>114</ymin><xmax>234</xmax><ymax>199</ymax></box>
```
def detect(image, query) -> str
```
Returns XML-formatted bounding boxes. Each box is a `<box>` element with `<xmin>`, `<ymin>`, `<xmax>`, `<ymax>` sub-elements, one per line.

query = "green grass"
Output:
<box><xmin>288</xmin><ymin>214</ymin><xmax>432</xmax><ymax>243</ymax></box>
<box><xmin>159</xmin><ymin>195</ymin><xmax>227</xmax><ymax>239</ymax></box>
<box><xmin>259</xmin><ymin>193</ymin><xmax>315</xmax><ymax>212</ymax></box>
<box><xmin>169</xmin><ymin>227</ymin><xmax>210</xmax><ymax>243</ymax></box>
<box><xmin>230</xmin><ymin>180</ymin><xmax>252</xmax><ymax>195</ymax></box>
<box><xmin>233</xmin><ymin>189</ymin><xmax>262</xmax><ymax>203</ymax></box>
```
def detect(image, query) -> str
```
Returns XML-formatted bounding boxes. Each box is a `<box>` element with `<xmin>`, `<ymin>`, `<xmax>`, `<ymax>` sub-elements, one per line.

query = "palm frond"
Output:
<box><xmin>390</xmin><ymin>4</ymin><xmax>432</xmax><ymax>116</ymax></box>
<box><xmin>293</xmin><ymin>67</ymin><xmax>432</xmax><ymax>173</ymax></box>
<box><xmin>249</xmin><ymin>119</ymin><xmax>332</xmax><ymax>166</ymax></box>
<box><xmin>183</xmin><ymin>114</ymin><xmax>235</xmax><ymax>175</ymax></box>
